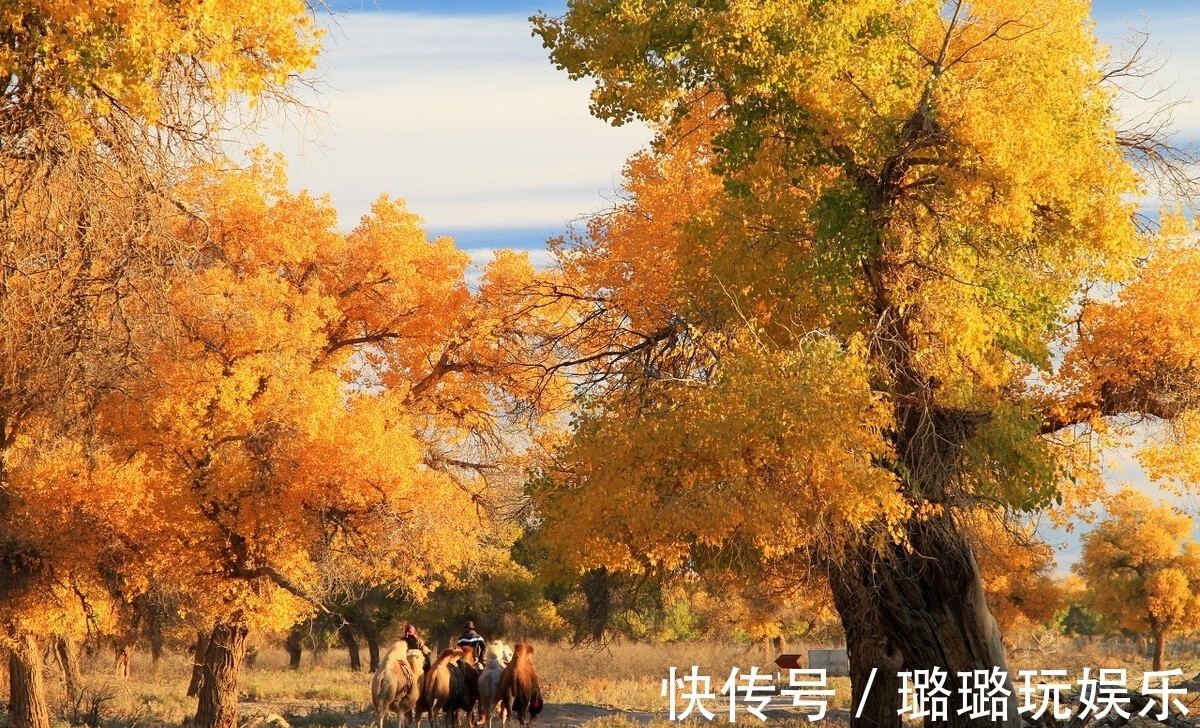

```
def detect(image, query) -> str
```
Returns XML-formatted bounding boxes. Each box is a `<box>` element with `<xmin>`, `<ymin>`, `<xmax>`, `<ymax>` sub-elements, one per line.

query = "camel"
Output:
<box><xmin>478</xmin><ymin>641</ymin><xmax>514</xmax><ymax>728</ymax></box>
<box><xmin>417</xmin><ymin>647</ymin><xmax>479</xmax><ymax>728</ymax></box>
<box><xmin>372</xmin><ymin>643</ymin><xmax>426</xmax><ymax>728</ymax></box>
<box><xmin>498</xmin><ymin>644</ymin><xmax>542</xmax><ymax>728</ymax></box>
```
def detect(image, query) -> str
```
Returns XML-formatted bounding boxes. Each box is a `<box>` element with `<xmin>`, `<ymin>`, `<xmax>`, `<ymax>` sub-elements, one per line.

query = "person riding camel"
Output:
<box><xmin>456</xmin><ymin>621</ymin><xmax>486</xmax><ymax>671</ymax></box>
<box><xmin>403</xmin><ymin>623</ymin><xmax>431</xmax><ymax>670</ymax></box>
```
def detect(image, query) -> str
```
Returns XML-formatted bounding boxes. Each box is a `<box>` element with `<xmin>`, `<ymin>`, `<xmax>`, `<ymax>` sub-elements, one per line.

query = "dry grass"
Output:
<box><xmin>32</xmin><ymin>646</ymin><xmax>374</xmax><ymax>728</ymax></box>
<box><xmin>239</xmin><ymin>650</ymin><xmax>370</xmax><ymax>707</ymax></box>
<box><xmin>1006</xmin><ymin>626</ymin><xmax>1200</xmax><ymax>672</ymax></box>
<box><xmin>532</xmin><ymin>640</ymin><xmax>853</xmax><ymax>713</ymax></box>
<box><xmin>1005</xmin><ymin>629</ymin><xmax>1200</xmax><ymax>707</ymax></box>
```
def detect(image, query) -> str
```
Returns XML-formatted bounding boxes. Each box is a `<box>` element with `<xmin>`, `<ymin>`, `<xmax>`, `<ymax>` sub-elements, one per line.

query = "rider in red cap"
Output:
<box><xmin>403</xmin><ymin>623</ymin><xmax>430</xmax><ymax>670</ymax></box>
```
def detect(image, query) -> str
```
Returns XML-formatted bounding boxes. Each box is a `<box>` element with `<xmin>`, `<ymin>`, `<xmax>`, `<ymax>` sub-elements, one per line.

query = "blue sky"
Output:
<box><xmin>342</xmin><ymin>0</ymin><xmax>1198</xmax><ymax>13</ymax></box>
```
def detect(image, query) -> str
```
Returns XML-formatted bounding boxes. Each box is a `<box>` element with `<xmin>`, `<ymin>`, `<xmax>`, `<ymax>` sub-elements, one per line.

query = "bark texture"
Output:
<box><xmin>9</xmin><ymin>633</ymin><xmax>51</xmax><ymax>728</ymax></box>
<box><xmin>188</xmin><ymin>630</ymin><xmax>209</xmax><ymax>697</ymax></box>
<box><xmin>828</xmin><ymin>563</ymin><xmax>904</xmax><ymax>728</ymax></box>
<box><xmin>194</xmin><ymin>619</ymin><xmax>249</xmax><ymax>728</ymax></box>
<box><xmin>53</xmin><ymin>636</ymin><xmax>83</xmax><ymax>704</ymax></box>
<box><xmin>829</xmin><ymin>338</ymin><xmax>1018</xmax><ymax>728</ymax></box>
<box><xmin>830</xmin><ymin>515</ymin><xmax>1020</xmax><ymax>728</ymax></box>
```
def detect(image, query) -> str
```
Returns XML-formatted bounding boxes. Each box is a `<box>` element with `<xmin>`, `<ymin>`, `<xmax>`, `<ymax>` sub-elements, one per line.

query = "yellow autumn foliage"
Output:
<box><xmin>1</xmin><ymin>152</ymin><xmax>573</xmax><ymax>660</ymax></box>
<box><xmin>536</xmin><ymin>334</ymin><xmax>905</xmax><ymax>576</ymax></box>
<box><xmin>1076</xmin><ymin>490</ymin><xmax>1200</xmax><ymax>667</ymax></box>
<box><xmin>0</xmin><ymin>0</ymin><xmax>318</xmax><ymax>141</ymax></box>
<box><xmin>527</xmin><ymin>0</ymin><xmax>1193</xmax><ymax>677</ymax></box>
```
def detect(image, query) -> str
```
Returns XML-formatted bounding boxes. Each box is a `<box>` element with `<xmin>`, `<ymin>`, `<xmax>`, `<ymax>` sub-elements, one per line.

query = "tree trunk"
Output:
<box><xmin>1154</xmin><ymin>630</ymin><xmax>1166</xmax><ymax>671</ymax></box>
<box><xmin>148</xmin><ymin>621</ymin><xmax>165</xmax><ymax>672</ymax></box>
<box><xmin>194</xmin><ymin>618</ymin><xmax>249</xmax><ymax>728</ymax></box>
<box><xmin>114</xmin><ymin>642</ymin><xmax>132</xmax><ymax>679</ymax></box>
<box><xmin>53</xmin><ymin>636</ymin><xmax>83</xmax><ymax>705</ymax></box>
<box><xmin>828</xmin><ymin>555</ymin><xmax>906</xmax><ymax>728</ymax></box>
<box><xmin>284</xmin><ymin>629</ymin><xmax>302</xmax><ymax>670</ymax></box>
<box><xmin>188</xmin><ymin>630</ymin><xmax>209</xmax><ymax>697</ymax></box>
<box><xmin>366</xmin><ymin>633</ymin><xmax>381</xmax><ymax>673</ymax></box>
<box><xmin>814</xmin><ymin>348</ymin><xmax>1019</xmax><ymax>728</ymax></box>
<box><xmin>358</xmin><ymin>609</ymin><xmax>382</xmax><ymax>674</ymax></box>
<box><xmin>9</xmin><ymin>633</ymin><xmax>52</xmax><ymax>728</ymax></box>
<box><xmin>581</xmin><ymin>566</ymin><xmax>612</xmax><ymax>641</ymax></box>
<box><xmin>829</xmin><ymin>513</ymin><xmax>1020</xmax><ymax>728</ymax></box>
<box><xmin>339</xmin><ymin>624</ymin><xmax>362</xmax><ymax>672</ymax></box>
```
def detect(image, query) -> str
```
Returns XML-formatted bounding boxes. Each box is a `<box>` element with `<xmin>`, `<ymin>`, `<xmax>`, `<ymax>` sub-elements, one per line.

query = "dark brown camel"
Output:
<box><xmin>498</xmin><ymin>644</ymin><xmax>541</xmax><ymax>728</ymax></box>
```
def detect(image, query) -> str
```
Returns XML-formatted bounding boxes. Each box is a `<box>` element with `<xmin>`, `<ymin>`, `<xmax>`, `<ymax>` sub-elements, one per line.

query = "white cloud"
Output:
<box><xmin>252</xmin><ymin>7</ymin><xmax>1199</xmax><ymax>241</ymax></box>
<box><xmin>253</xmin><ymin>11</ymin><xmax>652</xmax><ymax>232</ymax></box>
<box><xmin>458</xmin><ymin>246</ymin><xmax>557</xmax><ymax>290</ymax></box>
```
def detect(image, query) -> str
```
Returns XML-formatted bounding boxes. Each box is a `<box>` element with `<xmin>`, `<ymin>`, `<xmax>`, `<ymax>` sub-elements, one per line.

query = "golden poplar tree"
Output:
<box><xmin>527</xmin><ymin>2</ymin><xmax>1200</xmax><ymax>726</ymax></box>
<box><xmin>91</xmin><ymin>159</ymin><xmax>570</xmax><ymax>728</ymax></box>
<box><xmin>1077</xmin><ymin>490</ymin><xmax>1200</xmax><ymax>671</ymax></box>
<box><xmin>1</xmin><ymin>4</ymin><xmax>317</xmax><ymax>727</ymax></box>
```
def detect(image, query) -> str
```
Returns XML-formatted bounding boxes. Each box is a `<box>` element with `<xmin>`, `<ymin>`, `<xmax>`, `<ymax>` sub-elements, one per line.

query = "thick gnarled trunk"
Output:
<box><xmin>194</xmin><ymin>618</ymin><xmax>249</xmax><ymax>728</ymax></box>
<box><xmin>828</xmin><ymin>565</ymin><xmax>904</xmax><ymax>728</ymax></box>
<box><xmin>188</xmin><ymin>630</ymin><xmax>209</xmax><ymax>697</ymax></box>
<box><xmin>830</xmin><ymin>514</ymin><xmax>1019</xmax><ymax>728</ymax></box>
<box><xmin>819</xmin><ymin>305</ymin><xmax>1018</xmax><ymax>728</ymax></box>
<box><xmin>9</xmin><ymin>633</ymin><xmax>51</xmax><ymax>728</ymax></box>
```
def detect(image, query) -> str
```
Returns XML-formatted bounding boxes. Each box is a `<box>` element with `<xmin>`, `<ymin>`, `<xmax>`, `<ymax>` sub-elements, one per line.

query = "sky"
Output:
<box><xmin>264</xmin><ymin>0</ymin><xmax>648</xmax><ymax>269</ymax></box>
<box><xmin>269</xmin><ymin>0</ymin><xmax>1200</xmax><ymax>265</ymax></box>
<box><xmin>263</xmin><ymin>1</ymin><xmax>1200</xmax><ymax>572</ymax></box>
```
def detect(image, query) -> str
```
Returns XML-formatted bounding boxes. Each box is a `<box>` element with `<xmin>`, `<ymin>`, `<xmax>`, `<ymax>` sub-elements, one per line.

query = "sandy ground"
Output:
<box><xmin>240</xmin><ymin>698</ymin><xmax>851</xmax><ymax>728</ymax></box>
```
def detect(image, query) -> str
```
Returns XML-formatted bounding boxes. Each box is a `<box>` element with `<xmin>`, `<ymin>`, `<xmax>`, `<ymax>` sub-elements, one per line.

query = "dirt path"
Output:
<box><xmin>240</xmin><ymin>699</ymin><xmax>661</xmax><ymax>728</ymax></box>
<box><xmin>535</xmin><ymin>703</ymin><xmax>659</xmax><ymax>726</ymax></box>
<box><xmin>533</xmin><ymin>702</ymin><xmax>852</xmax><ymax>725</ymax></box>
<box><xmin>240</xmin><ymin>698</ymin><xmax>849</xmax><ymax>727</ymax></box>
